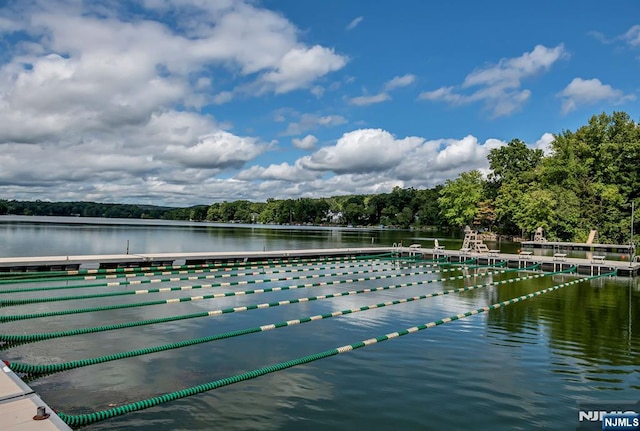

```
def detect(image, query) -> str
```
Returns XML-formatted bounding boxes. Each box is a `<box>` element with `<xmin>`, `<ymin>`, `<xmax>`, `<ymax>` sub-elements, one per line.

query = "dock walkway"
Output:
<box><xmin>424</xmin><ymin>247</ymin><xmax>639</xmax><ymax>277</ymax></box>
<box><xmin>0</xmin><ymin>247</ymin><xmax>393</xmax><ymax>272</ymax></box>
<box><xmin>521</xmin><ymin>241</ymin><xmax>633</xmax><ymax>253</ymax></box>
<box><xmin>1</xmin><ymin>365</ymin><xmax>71</xmax><ymax>431</ymax></box>
<box><xmin>0</xmin><ymin>245</ymin><xmax>638</xmax><ymax>277</ymax></box>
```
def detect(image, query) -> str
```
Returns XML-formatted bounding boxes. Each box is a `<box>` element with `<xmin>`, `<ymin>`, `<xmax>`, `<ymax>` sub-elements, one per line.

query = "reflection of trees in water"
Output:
<box><xmin>485</xmin><ymin>276</ymin><xmax>640</xmax><ymax>364</ymax></box>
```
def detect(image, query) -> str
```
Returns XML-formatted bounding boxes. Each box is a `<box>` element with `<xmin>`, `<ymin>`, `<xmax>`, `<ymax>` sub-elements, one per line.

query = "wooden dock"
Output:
<box><xmin>1</xmin><ymin>364</ymin><xmax>71</xmax><ymax>430</ymax></box>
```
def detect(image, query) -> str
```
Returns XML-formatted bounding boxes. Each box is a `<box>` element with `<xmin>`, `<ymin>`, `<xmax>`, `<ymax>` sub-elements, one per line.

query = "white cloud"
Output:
<box><xmin>534</xmin><ymin>132</ymin><xmax>555</xmax><ymax>155</ymax></box>
<box><xmin>213</xmin><ymin>91</ymin><xmax>234</xmax><ymax>104</ymax></box>
<box><xmin>236</xmin><ymin>161</ymin><xmax>321</xmax><ymax>182</ymax></box>
<box><xmin>419</xmin><ymin>86</ymin><xmax>464</xmax><ymax>104</ymax></box>
<box><xmin>623</xmin><ymin>25</ymin><xmax>640</xmax><ymax>47</ymax></box>
<box><xmin>348</xmin><ymin>92</ymin><xmax>391</xmax><ymax>106</ymax></box>
<box><xmin>300</xmin><ymin>129</ymin><xmax>423</xmax><ymax>174</ymax></box>
<box><xmin>346</xmin><ymin>16</ymin><xmax>364</xmax><ymax>31</ymax></box>
<box><xmin>244</xmin><ymin>129</ymin><xmax>510</xmax><ymax>196</ymax></box>
<box><xmin>0</xmin><ymin>16</ymin><xmax>20</xmax><ymax>32</ymax></box>
<box><xmin>282</xmin><ymin>114</ymin><xmax>347</xmax><ymax>136</ymax></box>
<box><xmin>292</xmin><ymin>134</ymin><xmax>318</xmax><ymax>150</ymax></box>
<box><xmin>419</xmin><ymin>44</ymin><xmax>567</xmax><ymax>117</ymax></box>
<box><xmin>310</xmin><ymin>85</ymin><xmax>324</xmax><ymax>98</ymax></box>
<box><xmin>384</xmin><ymin>74</ymin><xmax>415</xmax><ymax>91</ymax></box>
<box><xmin>0</xmin><ymin>0</ymin><xmax>351</xmax><ymax>205</ymax></box>
<box><xmin>558</xmin><ymin>77</ymin><xmax>635</xmax><ymax>113</ymax></box>
<box><xmin>260</xmin><ymin>45</ymin><xmax>348</xmax><ymax>94</ymax></box>
<box><xmin>161</xmin><ymin>131</ymin><xmax>266</xmax><ymax>169</ymax></box>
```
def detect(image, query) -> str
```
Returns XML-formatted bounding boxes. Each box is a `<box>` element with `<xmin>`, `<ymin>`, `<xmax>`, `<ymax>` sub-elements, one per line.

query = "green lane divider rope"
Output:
<box><xmin>0</xmin><ymin>252</ymin><xmax>397</xmax><ymax>285</ymax></box>
<box><xmin>0</xmin><ymin>258</ymin><xmax>403</xmax><ymax>295</ymax></box>
<box><xmin>4</xmin><ymin>267</ymin><xmax>566</xmax><ymax>376</ymax></box>
<box><xmin>0</xmin><ymin>265</ymin><xmax>537</xmax><ymax>342</ymax></box>
<box><xmin>0</xmin><ymin>261</ymin><xmax>447</xmax><ymax>307</ymax></box>
<box><xmin>54</xmin><ymin>269</ymin><xmax>614</xmax><ymax>427</ymax></box>
<box><xmin>0</xmin><ymin>268</ymin><xmax>458</xmax><ymax>323</ymax></box>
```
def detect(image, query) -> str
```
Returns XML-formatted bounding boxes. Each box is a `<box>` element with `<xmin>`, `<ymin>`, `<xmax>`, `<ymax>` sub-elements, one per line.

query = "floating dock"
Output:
<box><xmin>1</xmin><ymin>365</ymin><xmax>71</xmax><ymax>431</ymax></box>
<box><xmin>412</xmin><ymin>246</ymin><xmax>640</xmax><ymax>277</ymax></box>
<box><xmin>0</xmin><ymin>247</ymin><xmax>393</xmax><ymax>272</ymax></box>
<box><xmin>0</xmin><ymin>245</ymin><xmax>638</xmax><ymax>276</ymax></box>
<box><xmin>521</xmin><ymin>240</ymin><xmax>634</xmax><ymax>253</ymax></box>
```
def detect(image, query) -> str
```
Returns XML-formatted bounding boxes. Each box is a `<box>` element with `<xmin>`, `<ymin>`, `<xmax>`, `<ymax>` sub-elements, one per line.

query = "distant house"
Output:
<box><xmin>328</xmin><ymin>210</ymin><xmax>343</xmax><ymax>224</ymax></box>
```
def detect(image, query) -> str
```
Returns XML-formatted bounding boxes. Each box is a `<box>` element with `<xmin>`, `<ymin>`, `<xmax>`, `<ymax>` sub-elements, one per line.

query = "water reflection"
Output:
<box><xmin>2</xmin><ymin>217</ymin><xmax>640</xmax><ymax>430</ymax></box>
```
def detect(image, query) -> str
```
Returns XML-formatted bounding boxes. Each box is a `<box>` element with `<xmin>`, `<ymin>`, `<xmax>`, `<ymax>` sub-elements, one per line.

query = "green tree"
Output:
<box><xmin>438</xmin><ymin>170</ymin><xmax>484</xmax><ymax>228</ymax></box>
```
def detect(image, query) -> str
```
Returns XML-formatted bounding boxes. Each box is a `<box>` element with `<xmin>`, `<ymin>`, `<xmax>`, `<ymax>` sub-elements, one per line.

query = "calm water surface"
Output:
<box><xmin>0</xmin><ymin>216</ymin><xmax>639</xmax><ymax>430</ymax></box>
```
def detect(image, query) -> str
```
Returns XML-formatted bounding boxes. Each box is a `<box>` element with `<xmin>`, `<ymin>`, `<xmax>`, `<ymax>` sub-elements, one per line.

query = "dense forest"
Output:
<box><xmin>1</xmin><ymin>112</ymin><xmax>638</xmax><ymax>244</ymax></box>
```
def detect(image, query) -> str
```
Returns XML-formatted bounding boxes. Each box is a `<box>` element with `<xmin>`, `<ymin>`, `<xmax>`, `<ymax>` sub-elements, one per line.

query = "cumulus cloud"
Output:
<box><xmin>419</xmin><ymin>44</ymin><xmax>567</xmax><ymax>117</ymax></box>
<box><xmin>348</xmin><ymin>92</ymin><xmax>391</xmax><ymax>106</ymax></box>
<box><xmin>346</xmin><ymin>16</ymin><xmax>364</xmax><ymax>31</ymax></box>
<box><xmin>534</xmin><ymin>132</ymin><xmax>555</xmax><ymax>155</ymax></box>
<box><xmin>233</xmin><ymin>129</ymin><xmax>509</xmax><ymax>197</ymax></box>
<box><xmin>300</xmin><ymin>129</ymin><xmax>423</xmax><ymax>174</ymax></box>
<box><xmin>0</xmin><ymin>0</ymin><xmax>348</xmax><ymax>205</ymax></box>
<box><xmin>161</xmin><ymin>131</ymin><xmax>266</xmax><ymax>169</ymax></box>
<box><xmin>236</xmin><ymin>161</ymin><xmax>321</xmax><ymax>182</ymax></box>
<box><xmin>260</xmin><ymin>45</ymin><xmax>347</xmax><ymax>94</ymax></box>
<box><xmin>292</xmin><ymin>134</ymin><xmax>318</xmax><ymax>150</ymax></box>
<box><xmin>393</xmin><ymin>136</ymin><xmax>504</xmax><ymax>183</ymax></box>
<box><xmin>558</xmin><ymin>77</ymin><xmax>635</xmax><ymax>113</ymax></box>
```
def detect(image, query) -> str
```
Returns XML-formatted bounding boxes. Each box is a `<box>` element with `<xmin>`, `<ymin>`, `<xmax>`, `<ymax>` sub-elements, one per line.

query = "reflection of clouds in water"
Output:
<box><xmin>52</xmin><ymin>365</ymin><xmax>334</xmax><ymax>431</ymax></box>
<box><xmin>9</xmin><ymin>260</ymin><xmax>527</xmax><ymax>428</ymax></box>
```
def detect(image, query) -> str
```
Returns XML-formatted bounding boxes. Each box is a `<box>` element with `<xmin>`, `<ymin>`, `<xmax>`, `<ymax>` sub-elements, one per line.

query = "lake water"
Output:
<box><xmin>0</xmin><ymin>216</ymin><xmax>639</xmax><ymax>430</ymax></box>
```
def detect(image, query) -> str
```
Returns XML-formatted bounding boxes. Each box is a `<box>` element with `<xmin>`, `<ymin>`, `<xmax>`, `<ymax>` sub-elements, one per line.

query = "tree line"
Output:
<box><xmin>1</xmin><ymin>112</ymin><xmax>638</xmax><ymax>243</ymax></box>
<box><xmin>0</xmin><ymin>188</ymin><xmax>443</xmax><ymax>229</ymax></box>
<box><xmin>438</xmin><ymin>111</ymin><xmax>639</xmax><ymax>244</ymax></box>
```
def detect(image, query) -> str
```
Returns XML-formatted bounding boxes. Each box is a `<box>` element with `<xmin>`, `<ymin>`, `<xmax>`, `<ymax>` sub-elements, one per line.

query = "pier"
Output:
<box><xmin>0</xmin><ymin>245</ymin><xmax>638</xmax><ymax>277</ymax></box>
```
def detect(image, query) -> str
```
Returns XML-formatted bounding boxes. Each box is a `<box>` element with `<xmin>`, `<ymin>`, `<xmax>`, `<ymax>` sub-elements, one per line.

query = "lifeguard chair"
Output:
<box><xmin>533</xmin><ymin>227</ymin><xmax>547</xmax><ymax>243</ymax></box>
<box><xmin>461</xmin><ymin>226</ymin><xmax>489</xmax><ymax>253</ymax></box>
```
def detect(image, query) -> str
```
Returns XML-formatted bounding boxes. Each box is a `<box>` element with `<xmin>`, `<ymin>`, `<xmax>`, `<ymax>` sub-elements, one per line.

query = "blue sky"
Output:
<box><xmin>0</xmin><ymin>0</ymin><xmax>638</xmax><ymax>206</ymax></box>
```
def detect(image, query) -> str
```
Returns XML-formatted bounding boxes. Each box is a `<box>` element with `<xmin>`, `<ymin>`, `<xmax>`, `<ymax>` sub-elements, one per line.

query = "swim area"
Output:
<box><xmin>1</xmin><ymin>217</ymin><xmax>639</xmax><ymax>430</ymax></box>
